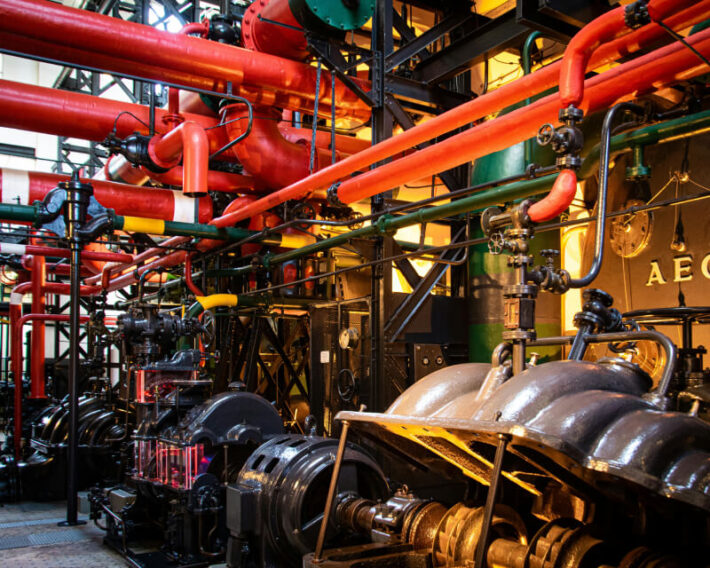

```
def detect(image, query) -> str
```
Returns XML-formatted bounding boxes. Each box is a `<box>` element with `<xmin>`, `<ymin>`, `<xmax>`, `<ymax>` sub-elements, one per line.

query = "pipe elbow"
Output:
<box><xmin>559</xmin><ymin>6</ymin><xmax>625</xmax><ymax>108</ymax></box>
<box><xmin>150</xmin><ymin>121</ymin><xmax>209</xmax><ymax>196</ymax></box>
<box><xmin>179</xmin><ymin>121</ymin><xmax>209</xmax><ymax>196</ymax></box>
<box><xmin>528</xmin><ymin>169</ymin><xmax>577</xmax><ymax>223</ymax></box>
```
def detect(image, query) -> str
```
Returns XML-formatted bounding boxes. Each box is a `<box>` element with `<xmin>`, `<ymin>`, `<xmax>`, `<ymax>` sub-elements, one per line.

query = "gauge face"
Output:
<box><xmin>609</xmin><ymin>199</ymin><xmax>653</xmax><ymax>258</ymax></box>
<box><xmin>339</xmin><ymin>327</ymin><xmax>359</xmax><ymax>350</ymax></box>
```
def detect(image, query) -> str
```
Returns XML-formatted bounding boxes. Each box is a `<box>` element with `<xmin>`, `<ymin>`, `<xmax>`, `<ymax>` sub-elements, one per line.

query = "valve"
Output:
<box><xmin>540</xmin><ymin>249</ymin><xmax>560</xmax><ymax>270</ymax></box>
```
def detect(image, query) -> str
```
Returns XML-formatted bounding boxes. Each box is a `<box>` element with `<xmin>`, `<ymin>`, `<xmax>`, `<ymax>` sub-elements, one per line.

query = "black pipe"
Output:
<box><xmin>58</xmin><ymin>171</ymin><xmax>92</xmax><ymax>527</ymax></box>
<box><xmin>569</xmin><ymin>102</ymin><xmax>645</xmax><ymax>288</ymax></box>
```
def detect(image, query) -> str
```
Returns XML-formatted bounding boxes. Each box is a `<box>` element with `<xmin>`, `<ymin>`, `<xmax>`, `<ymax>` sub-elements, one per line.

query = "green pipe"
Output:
<box><xmin>218</xmin><ymin>174</ymin><xmax>558</xmax><ymax>277</ymax></box>
<box><xmin>522</xmin><ymin>31</ymin><xmax>542</xmax><ymax>76</ymax></box>
<box><xmin>112</xmin><ymin>214</ymin><xmax>280</xmax><ymax>244</ymax></box>
<box><xmin>216</xmin><ymin>109</ymin><xmax>710</xmax><ymax>275</ymax></box>
<box><xmin>0</xmin><ymin>203</ymin><xmax>39</xmax><ymax>223</ymax></box>
<box><xmin>579</xmin><ymin>108</ymin><xmax>710</xmax><ymax>179</ymax></box>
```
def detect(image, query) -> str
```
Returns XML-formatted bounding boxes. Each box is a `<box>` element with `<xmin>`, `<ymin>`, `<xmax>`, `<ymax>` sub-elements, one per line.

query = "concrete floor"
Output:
<box><xmin>0</xmin><ymin>501</ymin><xmax>125</xmax><ymax>567</ymax></box>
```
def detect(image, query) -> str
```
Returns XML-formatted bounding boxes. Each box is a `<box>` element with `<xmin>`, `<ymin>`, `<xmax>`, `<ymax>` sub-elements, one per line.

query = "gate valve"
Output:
<box><xmin>540</xmin><ymin>248</ymin><xmax>560</xmax><ymax>270</ymax></box>
<box><xmin>535</xmin><ymin>249</ymin><xmax>570</xmax><ymax>294</ymax></box>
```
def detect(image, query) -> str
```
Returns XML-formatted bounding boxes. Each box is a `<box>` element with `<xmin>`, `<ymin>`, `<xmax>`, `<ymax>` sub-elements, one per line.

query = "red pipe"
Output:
<box><xmin>0</xmin><ymin>78</ymin><xmax>218</xmax><ymax>142</ymax></box>
<box><xmin>528</xmin><ymin>169</ymin><xmax>578</xmax><ymax>223</ymax></box>
<box><xmin>278</xmin><ymin>123</ymin><xmax>372</xmax><ymax>156</ymax></box>
<box><xmin>0</xmin><ymin>243</ymin><xmax>133</xmax><ymax>263</ymax></box>
<box><xmin>183</xmin><ymin>26</ymin><xmax>710</xmax><ymax>235</ymax></box>
<box><xmin>167</xmin><ymin>20</ymin><xmax>210</xmax><ymax>118</ymax></box>
<box><xmin>242</xmin><ymin>0</ymin><xmax>309</xmax><ymax>60</ymax></box>
<box><xmin>148</xmin><ymin>121</ymin><xmax>209</xmax><ymax>196</ymax></box>
<box><xmin>332</xmin><ymin>26</ymin><xmax>710</xmax><ymax>206</ymax></box>
<box><xmin>21</xmin><ymin>255</ymin><xmax>92</xmax><ymax>278</ymax></box>
<box><xmin>0</xmin><ymin>169</ymin><xmax>213</xmax><ymax>223</ymax></box>
<box><xmin>10</xmin><ymin>282</ymin><xmax>97</xmax><ymax>458</ymax></box>
<box><xmin>140</xmin><ymin>166</ymin><xmax>265</xmax><ymax>194</ymax></box>
<box><xmin>190</xmin><ymin>2</ymin><xmax>710</xmax><ymax>229</ymax></box>
<box><xmin>184</xmin><ymin>254</ymin><xmax>204</xmax><ymax>297</ymax></box>
<box><xmin>0</xmin><ymin>0</ymin><xmax>370</xmax><ymax>120</ymax></box>
<box><xmin>29</xmin><ymin>254</ymin><xmax>45</xmax><ymax>399</ymax></box>
<box><xmin>559</xmin><ymin>0</ymin><xmax>690</xmax><ymax>109</ymax></box>
<box><xmin>224</xmin><ymin>104</ymin><xmax>336</xmax><ymax>189</ymax></box>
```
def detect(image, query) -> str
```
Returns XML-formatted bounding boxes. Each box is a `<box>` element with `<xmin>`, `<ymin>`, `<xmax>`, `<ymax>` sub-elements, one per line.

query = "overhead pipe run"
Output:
<box><xmin>212</xmin><ymin>25</ymin><xmax>710</xmax><ymax>230</ymax></box>
<box><xmin>0</xmin><ymin>0</ymin><xmax>371</xmax><ymax>121</ymax></box>
<box><xmin>558</xmin><ymin>0</ymin><xmax>689</xmax><ymax>110</ymax></box>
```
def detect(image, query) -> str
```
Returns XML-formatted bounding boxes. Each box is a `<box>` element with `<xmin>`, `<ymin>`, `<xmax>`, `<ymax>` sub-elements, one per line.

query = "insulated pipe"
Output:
<box><xmin>559</xmin><ymin>0</ymin><xmax>690</xmax><ymax>109</ymax></box>
<box><xmin>278</xmin><ymin>124</ymin><xmax>372</xmax><ymax>156</ymax></box>
<box><xmin>148</xmin><ymin>121</ymin><xmax>209</xmax><ymax>196</ymax></box>
<box><xmin>242</xmin><ymin>0</ymin><xmax>309</xmax><ymax>60</ymax></box>
<box><xmin>225</xmin><ymin>105</ymin><xmax>335</xmax><ymax>189</ymax></box>
<box><xmin>167</xmin><ymin>20</ymin><xmax>210</xmax><ymax>118</ymax></box>
<box><xmin>527</xmin><ymin>169</ymin><xmax>577</xmax><ymax>223</ymax></box>
<box><xmin>205</xmin><ymin>4</ymin><xmax>710</xmax><ymax>228</ymax></box>
<box><xmin>0</xmin><ymin>0</ymin><xmax>370</xmax><ymax>120</ymax></box>
<box><xmin>141</xmin><ymin>166</ymin><xmax>264</xmax><ymax>194</ymax></box>
<box><xmin>29</xmin><ymin>254</ymin><xmax>45</xmax><ymax>399</ymax></box>
<box><xmin>0</xmin><ymin>79</ymin><xmax>217</xmax><ymax>142</ymax></box>
<box><xmin>2</xmin><ymin>33</ymin><xmax>355</xmax><ymax>121</ymax></box>
<box><xmin>0</xmin><ymin>243</ymin><xmax>132</xmax><ymax>263</ymax></box>
<box><xmin>0</xmin><ymin>169</ymin><xmax>213</xmax><ymax>223</ymax></box>
<box><xmin>330</xmin><ymin>27</ymin><xmax>710</xmax><ymax>206</ymax></box>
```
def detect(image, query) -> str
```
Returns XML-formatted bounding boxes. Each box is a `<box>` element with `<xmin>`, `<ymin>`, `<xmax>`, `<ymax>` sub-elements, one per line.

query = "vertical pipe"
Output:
<box><xmin>60</xmin><ymin>173</ymin><xmax>91</xmax><ymax>527</ymax></box>
<box><xmin>30</xmin><ymin>254</ymin><xmax>46</xmax><ymax>399</ymax></box>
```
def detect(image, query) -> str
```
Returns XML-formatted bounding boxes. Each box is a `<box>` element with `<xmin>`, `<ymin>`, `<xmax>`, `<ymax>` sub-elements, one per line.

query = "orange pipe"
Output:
<box><xmin>148</xmin><ymin>121</ymin><xmax>209</xmax><ymax>196</ymax></box>
<box><xmin>528</xmin><ymin>169</ymin><xmax>578</xmax><ymax>222</ymax></box>
<box><xmin>201</xmin><ymin>1</ymin><xmax>710</xmax><ymax>229</ymax></box>
<box><xmin>559</xmin><ymin>0</ymin><xmax>690</xmax><ymax>109</ymax></box>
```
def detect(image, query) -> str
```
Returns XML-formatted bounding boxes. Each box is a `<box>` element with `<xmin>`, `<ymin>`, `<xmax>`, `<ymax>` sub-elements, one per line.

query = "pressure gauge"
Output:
<box><xmin>338</xmin><ymin>327</ymin><xmax>360</xmax><ymax>350</ymax></box>
<box><xmin>609</xmin><ymin>199</ymin><xmax>653</xmax><ymax>258</ymax></box>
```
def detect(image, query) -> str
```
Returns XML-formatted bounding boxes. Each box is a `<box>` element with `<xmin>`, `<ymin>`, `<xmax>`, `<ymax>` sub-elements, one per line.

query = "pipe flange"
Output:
<box><xmin>502</xmin><ymin>329</ymin><xmax>537</xmax><ymax>341</ymax></box>
<box><xmin>503</xmin><ymin>284</ymin><xmax>538</xmax><ymax>298</ymax></box>
<box><xmin>327</xmin><ymin>182</ymin><xmax>345</xmax><ymax>207</ymax></box>
<box><xmin>625</xmin><ymin>0</ymin><xmax>651</xmax><ymax>29</ymax></box>
<box><xmin>556</xmin><ymin>154</ymin><xmax>582</xmax><ymax>170</ymax></box>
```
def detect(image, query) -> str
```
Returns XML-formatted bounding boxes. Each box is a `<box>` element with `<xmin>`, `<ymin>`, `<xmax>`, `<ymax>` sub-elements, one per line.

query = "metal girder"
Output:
<box><xmin>385</xmin><ymin>74</ymin><xmax>471</xmax><ymax>110</ymax></box>
<box><xmin>389</xmin><ymin>238</ymin><xmax>422</xmax><ymax>290</ymax></box>
<box><xmin>383</xmin><ymin>95</ymin><xmax>461</xmax><ymax>192</ymax></box>
<box><xmin>517</xmin><ymin>0</ymin><xmax>607</xmax><ymax>40</ymax></box>
<box><xmin>386</xmin><ymin>9</ymin><xmax>473</xmax><ymax>72</ymax></box>
<box><xmin>412</xmin><ymin>10</ymin><xmax>530</xmax><ymax>85</ymax></box>
<box><xmin>384</xmin><ymin>227</ymin><xmax>467</xmax><ymax>342</ymax></box>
